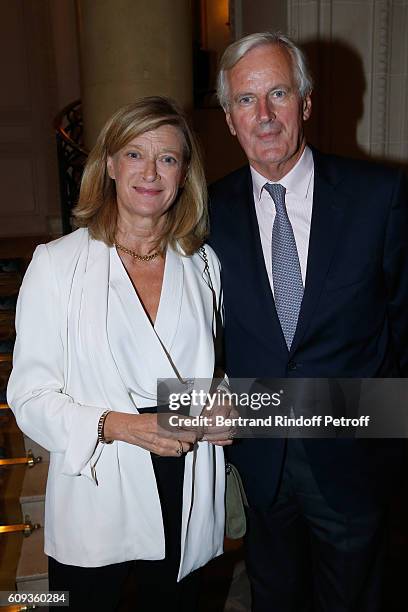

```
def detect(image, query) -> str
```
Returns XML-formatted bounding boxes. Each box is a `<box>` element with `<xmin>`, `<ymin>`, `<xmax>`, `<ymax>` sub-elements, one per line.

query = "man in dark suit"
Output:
<box><xmin>208</xmin><ymin>32</ymin><xmax>408</xmax><ymax>611</ymax></box>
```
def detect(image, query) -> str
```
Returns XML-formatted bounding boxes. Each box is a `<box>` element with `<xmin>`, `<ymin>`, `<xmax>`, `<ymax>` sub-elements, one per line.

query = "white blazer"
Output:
<box><xmin>7</xmin><ymin>228</ymin><xmax>225</xmax><ymax>580</ymax></box>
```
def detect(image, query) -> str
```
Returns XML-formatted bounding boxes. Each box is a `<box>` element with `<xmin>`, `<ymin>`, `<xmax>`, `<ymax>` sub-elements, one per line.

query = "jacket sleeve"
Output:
<box><xmin>383</xmin><ymin>170</ymin><xmax>408</xmax><ymax>376</ymax></box>
<box><xmin>7</xmin><ymin>244</ymin><xmax>106</xmax><ymax>481</ymax></box>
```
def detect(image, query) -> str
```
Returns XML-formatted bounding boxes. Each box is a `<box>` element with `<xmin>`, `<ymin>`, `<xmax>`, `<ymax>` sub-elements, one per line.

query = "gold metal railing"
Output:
<box><xmin>0</xmin><ymin>451</ymin><xmax>42</xmax><ymax>468</ymax></box>
<box><xmin>0</xmin><ymin>516</ymin><xmax>41</xmax><ymax>537</ymax></box>
<box><xmin>0</xmin><ymin>605</ymin><xmax>38</xmax><ymax>611</ymax></box>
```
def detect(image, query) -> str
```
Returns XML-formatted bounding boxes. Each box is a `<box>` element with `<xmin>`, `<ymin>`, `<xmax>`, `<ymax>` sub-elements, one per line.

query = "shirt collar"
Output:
<box><xmin>250</xmin><ymin>145</ymin><xmax>314</xmax><ymax>201</ymax></box>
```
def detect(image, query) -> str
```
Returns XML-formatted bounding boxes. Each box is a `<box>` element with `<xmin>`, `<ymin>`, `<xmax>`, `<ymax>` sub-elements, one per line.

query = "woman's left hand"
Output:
<box><xmin>103</xmin><ymin>411</ymin><xmax>200</xmax><ymax>456</ymax></box>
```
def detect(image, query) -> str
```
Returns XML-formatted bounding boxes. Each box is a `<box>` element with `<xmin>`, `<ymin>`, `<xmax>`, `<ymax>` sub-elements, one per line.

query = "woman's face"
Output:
<box><xmin>107</xmin><ymin>124</ymin><xmax>187</xmax><ymax>225</ymax></box>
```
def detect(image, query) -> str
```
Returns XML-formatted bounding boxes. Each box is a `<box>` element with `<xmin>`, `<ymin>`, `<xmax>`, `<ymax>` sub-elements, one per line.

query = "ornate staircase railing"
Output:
<box><xmin>53</xmin><ymin>100</ymin><xmax>88</xmax><ymax>234</ymax></box>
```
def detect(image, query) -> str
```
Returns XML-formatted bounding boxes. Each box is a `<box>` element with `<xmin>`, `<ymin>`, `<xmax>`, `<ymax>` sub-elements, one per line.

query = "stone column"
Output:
<box><xmin>77</xmin><ymin>0</ymin><xmax>193</xmax><ymax>148</ymax></box>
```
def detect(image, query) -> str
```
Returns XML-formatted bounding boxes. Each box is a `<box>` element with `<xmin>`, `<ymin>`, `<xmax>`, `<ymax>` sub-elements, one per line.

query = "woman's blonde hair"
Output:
<box><xmin>73</xmin><ymin>96</ymin><xmax>208</xmax><ymax>255</ymax></box>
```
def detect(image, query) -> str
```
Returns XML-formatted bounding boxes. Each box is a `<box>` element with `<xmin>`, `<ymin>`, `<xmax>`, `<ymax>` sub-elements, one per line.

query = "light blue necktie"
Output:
<box><xmin>264</xmin><ymin>183</ymin><xmax>304</xmax><ymax>349</ymax></box>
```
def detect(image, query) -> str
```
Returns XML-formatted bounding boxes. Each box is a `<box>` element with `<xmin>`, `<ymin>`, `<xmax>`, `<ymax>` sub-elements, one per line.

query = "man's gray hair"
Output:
<box><xmin>217</xmin><ymin>31</ymin><xmax>313</xmax><ymax>110</ymax></box>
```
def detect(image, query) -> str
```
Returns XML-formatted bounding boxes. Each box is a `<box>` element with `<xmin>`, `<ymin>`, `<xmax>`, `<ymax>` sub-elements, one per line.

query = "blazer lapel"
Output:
<box><xmin>154</xmin><ymin>246</ymin><xmax>184</xmax><ymax>351</ymax></box>
<box><xmin>234</xmin><ymin>168</ymin><xmax>288</xmax><ymax>353</ymax></box>
<box><xmin>74</xmin><ymin>237</ymin><xmax>137</xmax><ymax>412</ymax></box>
<box><xmin>290</xmin><ymin>150</ymin><xmax>346</xmax><ymax>354</ymax></box>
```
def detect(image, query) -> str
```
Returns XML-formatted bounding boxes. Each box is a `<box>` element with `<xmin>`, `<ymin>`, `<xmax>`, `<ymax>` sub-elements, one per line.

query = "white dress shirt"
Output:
<box><xmin>251</xmin><ymin>146</ymin><xmax>314</xmax><ymax>293</ymax></box>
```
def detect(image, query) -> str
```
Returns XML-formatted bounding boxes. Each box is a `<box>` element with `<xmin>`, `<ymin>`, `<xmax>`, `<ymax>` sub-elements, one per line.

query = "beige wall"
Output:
<box><xmin>241</xmin><ymin>0</ymin><xmax>287</xmax><ymax>35</ymax></box>
<box><xmin>50</xmin><ymin>0</ymin><xmax>81</xmax><ymax>111</ymax></box>
<box><xmin>193</xmin><ymin>108</ymin><xmax>247</xmax><ymax>184</ymax></box>
<box><xmin>0</xmin><ymin>0</ymin><xmax>81</xmax><ymax>237</ymax></box>
<box><xmin>0</xmin><ymin>0</ymin><xmax>57</xmax><ymax>237</ymax></box>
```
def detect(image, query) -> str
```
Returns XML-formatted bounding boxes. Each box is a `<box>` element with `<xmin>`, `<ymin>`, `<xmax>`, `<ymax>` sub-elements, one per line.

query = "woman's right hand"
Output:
<box><xmin>103</xmin><ymin>411</ymin><xmax>199</xmax><ymax>456</ymax></box>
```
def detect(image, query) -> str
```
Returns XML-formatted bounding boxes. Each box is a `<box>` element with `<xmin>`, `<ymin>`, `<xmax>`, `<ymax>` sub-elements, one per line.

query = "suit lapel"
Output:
<box><xmin>233</xmin><ymin>168</ymin><xmax>289</xmax><ymax>353</ymax></box>
<box><xmin>290</xmin><ymin>150</ymin><xmax>346</xmax><ymax>354</ymax></box>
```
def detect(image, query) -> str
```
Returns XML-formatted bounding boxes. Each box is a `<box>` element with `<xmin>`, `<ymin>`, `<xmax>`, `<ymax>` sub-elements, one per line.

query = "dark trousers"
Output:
<box><xmin>49</xmin><ymin>452</ymin><xmax>200</xmax><ymax>612</ymax></box>
<box><xmin>245</xmin><ymin>439</ymin><xmax>386</xmax><ymax>612</ymax></box>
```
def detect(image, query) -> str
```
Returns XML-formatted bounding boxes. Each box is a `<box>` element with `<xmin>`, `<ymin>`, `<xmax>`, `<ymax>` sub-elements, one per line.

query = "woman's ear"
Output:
<box><xmin>106</xmin><ymin>156</ymin><xmax>115</xmax><ymax>179</ymax></box>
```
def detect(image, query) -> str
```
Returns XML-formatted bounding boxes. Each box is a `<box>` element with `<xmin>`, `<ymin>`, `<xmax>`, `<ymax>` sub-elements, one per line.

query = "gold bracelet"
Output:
<box><xmin>97</xmin><ymin>410</ymin><xmax>113</xmax><ymax>444</ymax></box>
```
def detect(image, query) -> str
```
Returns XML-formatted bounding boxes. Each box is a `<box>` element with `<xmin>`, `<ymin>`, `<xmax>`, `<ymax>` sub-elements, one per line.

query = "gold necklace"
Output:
<box><xmin>115</xmin><ymin>242</ymin><xmax>160</xmax><ymax>262</ymax></box>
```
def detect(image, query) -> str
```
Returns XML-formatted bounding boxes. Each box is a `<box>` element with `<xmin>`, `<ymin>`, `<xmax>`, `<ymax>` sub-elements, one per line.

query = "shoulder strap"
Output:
<box><xmin>200</xmin><ymin>245</ymin><xmax>213</xmax><ymax>289</ymax></box>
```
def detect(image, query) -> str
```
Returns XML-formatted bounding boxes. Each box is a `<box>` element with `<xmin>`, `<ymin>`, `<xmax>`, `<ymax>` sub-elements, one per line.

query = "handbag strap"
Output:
<box><xmin>200</xmin><ymin>245</ymin><xmax>214</xmax><ymax>290</ymax></box>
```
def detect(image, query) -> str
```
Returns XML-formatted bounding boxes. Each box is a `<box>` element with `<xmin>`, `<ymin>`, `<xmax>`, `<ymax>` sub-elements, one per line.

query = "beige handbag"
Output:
<box><xmin>225</xmin><ymin>462</ymin><xmax>248</xmax><ymax>539</ymax></box>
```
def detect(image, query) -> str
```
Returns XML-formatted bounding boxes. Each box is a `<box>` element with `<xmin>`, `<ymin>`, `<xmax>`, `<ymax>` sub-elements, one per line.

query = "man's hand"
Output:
<box><xmin>160</xmin><ymin>395</ymin><xmax>237</xmax><ymax>446</ymax></box>
<box><xmin>200</xmin><ymin>393</ymin><xmax>238</xmax><ymax>446</ymax></box>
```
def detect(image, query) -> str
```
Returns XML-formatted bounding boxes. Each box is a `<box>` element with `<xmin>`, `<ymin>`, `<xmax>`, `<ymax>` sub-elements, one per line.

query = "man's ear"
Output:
<box><xmin>106</xmin><ymin>156</ymin><xmax>115</xmax><ymax>179</ymax></box>
<box><xmin>302</xmin><ymin>94</ymin><xmax>312</xmax><ymax>121</ymax></box>
<box><xmin>225</xmin><ymin>112</ymin><xmax>237</xmax><ymax>136</ymax></box>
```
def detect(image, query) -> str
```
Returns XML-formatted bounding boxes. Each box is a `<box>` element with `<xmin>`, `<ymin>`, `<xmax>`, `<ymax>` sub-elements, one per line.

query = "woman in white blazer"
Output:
<box><xmin>7</xmin><ymin>97</ymin><xmax>231</xmax><ymax>611</ymax></box>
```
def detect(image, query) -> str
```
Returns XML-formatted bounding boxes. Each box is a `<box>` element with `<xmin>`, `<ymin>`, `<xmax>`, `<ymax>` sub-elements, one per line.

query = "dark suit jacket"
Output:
<box><xmin>208</xmin><ymin>147</ymin><xmax>408</xmax><ymax>513</ymax></box>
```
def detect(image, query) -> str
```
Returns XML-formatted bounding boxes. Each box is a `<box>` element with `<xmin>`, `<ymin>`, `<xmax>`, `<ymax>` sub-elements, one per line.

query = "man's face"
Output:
<box><xmin>225</xmin><ymin>43</ymin><xmax>312</xmax><ymax>181</ymax></box>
